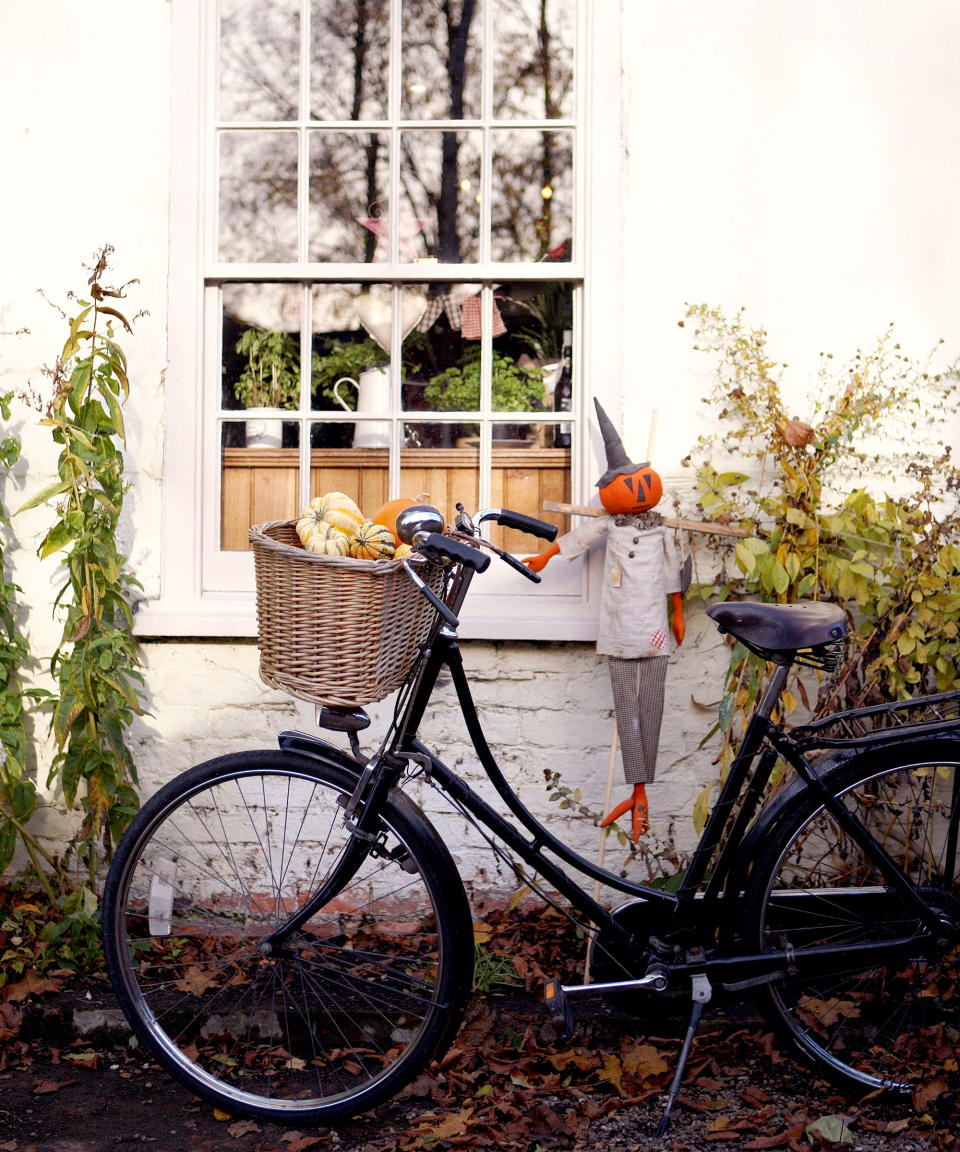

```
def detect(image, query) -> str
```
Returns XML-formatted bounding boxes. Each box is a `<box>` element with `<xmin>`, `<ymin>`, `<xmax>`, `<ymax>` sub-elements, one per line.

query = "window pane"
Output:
<box><xmin>493</xmin><ymin>0</ymin><xmax>575</xmax><ymax>120</ymax></box>
<box><xmin>402</xmin><ymin>425</ymin><xmax>480</xmax><ymax>523</ymax></box>
<box><xmin>400</xmin><ymin>130</ymin><xmax>481</xmax><ymax>262</ymax></box>
<box><xmin>219</xmin><ymin>0</ymin><xmax>300</xmax><ymax>121</ymax></box>
<box><xmin>221</xmin><ymin>422</ymin><xmax>301</xmax><ymax>551</ymax></box>
<box><xmin>311</xmin><ymin>0</ymin><xmax>390</xmax><ymax>121</ymax></box>
<box><xmin>491</xmin><ymin>432</ymin><xmax>571</xmax><ymax>552</ymax></box>
<box><xmin>311</xmin><ymin>284</ymin><xmax>428</xmax><ymax>440</ymax></box>
<box><xmin>402</xmin><ymin>0</ymin><xmax>482</xmax><ymax>120</ymax></box>
<box><xmin>222</xmin><ymin>284</ymin><xmax>303</xmax><ymax>413</ymax></box>
<box><xmin>309</xmin><ymin>131</ymin><xmax>390</xmax><ymax>261</ymax></box>
<box><xmin>491</xmin><ymin>128</ymin><xmax>573</xmax><ymax>262</ymax></box>
<box><xmin>219</xmin><ymin>131</ymin><xmax>299</xmax><ymax>261</ymax></box>
<box><xmin>309</xmin><ymin>429</ymin><xmax>390</xmax><ymax>513</ymax></box>
<box><xmin>409</xmin><ymin>281</ymin><xmax>571</xmax><ymax>410</ymax></box>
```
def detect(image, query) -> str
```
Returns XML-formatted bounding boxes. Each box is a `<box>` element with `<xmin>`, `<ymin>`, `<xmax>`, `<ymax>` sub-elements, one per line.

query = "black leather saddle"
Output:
<box><xmin>706</xmin><ymin>601</ymin><xmax>847</xmax><ymax>662</ymax></box>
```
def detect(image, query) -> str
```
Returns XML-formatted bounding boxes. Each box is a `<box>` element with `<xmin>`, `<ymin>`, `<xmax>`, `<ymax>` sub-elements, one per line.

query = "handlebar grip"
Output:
<box><xmin>420</xmin><ymin>532</ymin><xmax>491</xmax><ymax>573</ymax></box>
<box><xmin>495</xmin><ymin>510</ymin><xmax>559</xmax><ymax>542</ymax></box>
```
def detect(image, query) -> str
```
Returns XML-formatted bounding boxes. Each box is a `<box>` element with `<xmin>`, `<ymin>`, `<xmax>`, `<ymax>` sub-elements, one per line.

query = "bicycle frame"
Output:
<box><xmin>282</xmin><ymin>555</ymin><xmax>960</xmax><ymax>987</ymax></box>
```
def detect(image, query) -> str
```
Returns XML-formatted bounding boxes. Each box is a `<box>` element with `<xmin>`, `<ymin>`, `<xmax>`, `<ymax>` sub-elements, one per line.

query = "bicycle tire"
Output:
<box><xmin>102</xmin><ymin>749</ymin><xmax>474</xmax><ymax>1123</ymax></box>
<box><xmin>745</xmin><ymin>738</ymin><xmax>960</xmax><ymax>1091</ymax></box>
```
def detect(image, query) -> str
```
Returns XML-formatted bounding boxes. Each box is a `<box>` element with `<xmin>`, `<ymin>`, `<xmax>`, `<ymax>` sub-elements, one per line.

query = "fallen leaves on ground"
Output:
<box><xmin>0</xmin><ymin>900</ymin><xmax>958</xmax><ymax>1152</ymax></box>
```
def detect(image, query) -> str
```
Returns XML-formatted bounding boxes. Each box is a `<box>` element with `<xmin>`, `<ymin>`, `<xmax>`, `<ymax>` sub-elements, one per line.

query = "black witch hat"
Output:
<box><xmin>594</xmin><ymin>399</ymin><xmax>647</xmax><ymax>487</ymax></box>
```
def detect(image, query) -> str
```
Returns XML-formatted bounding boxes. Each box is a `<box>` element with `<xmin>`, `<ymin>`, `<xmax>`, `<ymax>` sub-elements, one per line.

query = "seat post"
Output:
<box><xmin>754</xmin><ymin>661</ymin><xmax>792</xmax><ymax>722</ymax></box>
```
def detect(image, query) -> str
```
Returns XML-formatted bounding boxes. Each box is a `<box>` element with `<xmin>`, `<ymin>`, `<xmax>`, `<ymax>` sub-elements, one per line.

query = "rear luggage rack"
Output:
<box><xmin>793</xmin><ymin>689</ymin><xmax>960</xmax><ymax>749</ymax></box>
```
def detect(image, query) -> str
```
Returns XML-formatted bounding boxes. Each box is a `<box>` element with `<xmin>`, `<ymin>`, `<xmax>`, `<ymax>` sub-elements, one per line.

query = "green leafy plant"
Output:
<box><xmin>0</xmin><ymin>393</ymin><xmax>54</xmax><ymax>889</ymax></box>
<box><xmin>21</xmin><ymin>247</ymin><xmax>146</xmax><ymax>883</ymax></box>
<box><xmin>0</xmin><ymin>881</ymin><xmax>104</xmax><ymax>987</ymax></box>
<box><xmin>233</xmin><ymin>327</ymin><xmax>301</xmax><ymax>409</ymax></box>
<box><xmin>425</xmin><ymin>348</ymin><xmax>545</xmax><ymax>411</ymax></box>
<box><xmin>683</xmin><ymin>304</ymin><xmax>960</xmax><ymax>820</ymax></box>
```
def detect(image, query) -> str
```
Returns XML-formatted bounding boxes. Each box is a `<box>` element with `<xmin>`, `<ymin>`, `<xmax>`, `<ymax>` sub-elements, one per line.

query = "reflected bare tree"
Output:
<box><xmin>217</xmin><ymin>0</ymin><xmax>574</xmax><ymax>266</ymax></box>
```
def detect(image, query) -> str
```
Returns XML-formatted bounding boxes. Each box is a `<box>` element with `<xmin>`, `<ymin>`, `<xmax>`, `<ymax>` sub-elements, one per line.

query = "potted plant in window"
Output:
<box><xmin>233</xmin><ymin>327</ymin><xmax>301</xmax><ymax>447</ymax></box>
<box><xmin>424</xmin><ymin>348</ymin><xmax>545</xmax><ymax>441</ymax></box>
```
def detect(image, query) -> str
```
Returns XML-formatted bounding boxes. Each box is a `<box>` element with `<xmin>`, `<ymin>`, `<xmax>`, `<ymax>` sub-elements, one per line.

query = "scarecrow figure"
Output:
<box><xmin>524</xmin><ymin>400</ymin><xmax>685</xmax><ymax>840</ymax></box>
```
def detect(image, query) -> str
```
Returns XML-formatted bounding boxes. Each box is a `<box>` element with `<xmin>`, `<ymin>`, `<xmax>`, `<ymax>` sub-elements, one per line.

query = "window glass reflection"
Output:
<box><xmin>222</xmin><ymin>283</ymin><xmax>303</xmax><ymax>417</ymax></box>
<box><xmin>309</xmin><ymin>132</ymin><xmax>390</xmax><ymax>261</ymax></box>
<box><xmin>400</xmin><ymin>130</ymin><xmax>481</xmax><ymax>262</ymax></box>
<box><xmin>492</xmin><ymin>0</ymin><xmax>575</xmax><ymax>120</ymax></box>
<box><xmin>310</xmin><ymin>0</ymin><xmax>390</xmax><ymax>121</ymax></box>
<box><xmin>221</xmin><ymin>421</ymin><xmax>301</xmax><ymax>551</ymax></box>
<box><xmin>491</xmin><ymin>129</ymin><xmax>573</xmax><ymax>262</ymax></box>
<box><xmin>219</xmin><ymin>0</ymin><xmax>300</xmax><ymax>121</ymax></box>
<box><xmin>219</xmin><ymin>131</ymin><xmax>299</xmax><ymax>262</ymax></box>
<box><xmin>402</xmin><ymin>0</ymin><xmax>482</xmax><ymax>120</ymax></box>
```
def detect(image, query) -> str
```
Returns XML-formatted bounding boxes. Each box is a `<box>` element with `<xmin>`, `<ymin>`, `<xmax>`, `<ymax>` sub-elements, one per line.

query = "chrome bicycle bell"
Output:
<box><xmin>396</xmin><ymin>504</ymin><xmax>445</xmax><ymax>545</ymax></box>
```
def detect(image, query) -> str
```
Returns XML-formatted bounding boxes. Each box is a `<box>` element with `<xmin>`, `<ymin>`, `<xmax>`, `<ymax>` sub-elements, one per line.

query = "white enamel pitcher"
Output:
<box><xmin>333</xmin><ymin>366</ymin><xmax>391</xmax><ymax>449</ymax></box>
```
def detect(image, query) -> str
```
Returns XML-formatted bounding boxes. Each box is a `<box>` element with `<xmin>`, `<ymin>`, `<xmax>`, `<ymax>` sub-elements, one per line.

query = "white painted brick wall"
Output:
<box><xmin>72</xmin><ymin>600</ymin><xmax>731</xmax><ymax>905</ymax></box>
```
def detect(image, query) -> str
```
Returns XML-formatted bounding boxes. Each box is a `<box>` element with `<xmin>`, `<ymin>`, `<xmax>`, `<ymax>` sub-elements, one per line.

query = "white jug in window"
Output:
<box><xmin>333</xmin><ymin>366</ymin><xmax>391</xmax><ymax>449</ymax></box>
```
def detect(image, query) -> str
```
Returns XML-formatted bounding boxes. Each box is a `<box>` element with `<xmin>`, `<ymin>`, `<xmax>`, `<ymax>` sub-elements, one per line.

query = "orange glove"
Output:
<box><xmin>600</xmin><ymin>782</ymin><xmax>649</xmax><ymax>842</ymax></box>
<box><xmin>671</xmin><ymin>591</ymin><xmax>685</xmax><ymax>646</ymax></box>
<box><xmin>522</xmin><ymin>541</ymin><xmax>560</xmax><ymax>573</ymax></box>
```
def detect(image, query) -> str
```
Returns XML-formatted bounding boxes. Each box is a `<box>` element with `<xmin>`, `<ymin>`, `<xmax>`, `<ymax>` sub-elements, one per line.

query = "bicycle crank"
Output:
<box><xmin>542</xmin><ymin>964</ymin><xmax>670</xmax><ymax>1037</ymax></box>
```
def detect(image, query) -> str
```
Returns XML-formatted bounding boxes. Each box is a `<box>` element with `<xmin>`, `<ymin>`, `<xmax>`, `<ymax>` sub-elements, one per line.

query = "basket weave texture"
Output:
<box><xmin>249</xmin><ymin>519</ymin><xmax>443</xmax><ymax>707</ymax></box>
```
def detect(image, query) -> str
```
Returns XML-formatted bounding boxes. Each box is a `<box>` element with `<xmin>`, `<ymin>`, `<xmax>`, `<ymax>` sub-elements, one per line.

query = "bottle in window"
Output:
<box><xmin>553</xmin><ymin>330</ymin><xmax>573</xmax><ymax>449</ymax></box>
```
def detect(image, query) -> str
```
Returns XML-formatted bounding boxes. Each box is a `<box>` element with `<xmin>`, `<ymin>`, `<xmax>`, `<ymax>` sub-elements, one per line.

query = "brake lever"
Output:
<box><xmin>401</xmin><ymin>559</ymin><xmax>459</xmax><ymax>628</ymax></box>
<box><xmin>476</xmin><ymin>537</ymin><xmax>542</xmax><ymax>583</ymax></box>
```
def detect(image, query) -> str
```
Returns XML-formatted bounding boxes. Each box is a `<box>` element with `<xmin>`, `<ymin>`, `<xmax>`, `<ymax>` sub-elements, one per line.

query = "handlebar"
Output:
<box><xmin>475</xmin><ymin>507</ymin><xmax>558</xmax><ymax>542</ymax></box>
<box><xmin>401</xmin><ymin>503</ymin><xmax>559</xmax><ymax>627</ymax></box>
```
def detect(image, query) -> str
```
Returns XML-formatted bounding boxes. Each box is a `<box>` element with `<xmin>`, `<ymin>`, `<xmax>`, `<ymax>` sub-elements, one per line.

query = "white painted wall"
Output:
<box><xmin>2</xmin><ymin>1</ymin><xmax>959</xmax><ymax>896</ymax></box>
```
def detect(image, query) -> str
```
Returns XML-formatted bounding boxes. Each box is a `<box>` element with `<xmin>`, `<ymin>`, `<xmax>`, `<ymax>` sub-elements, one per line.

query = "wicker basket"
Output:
<box><xmin>249</xmin><ymin>519</ymin><xmax>444</xmax><ymax>708</ymax></box>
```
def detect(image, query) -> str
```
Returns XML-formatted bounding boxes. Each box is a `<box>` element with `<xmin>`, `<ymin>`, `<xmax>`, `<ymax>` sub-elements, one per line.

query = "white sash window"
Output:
<box><xmin>142</xmin><ymin>0</ymin><xmax>623</xmax><ymax>638</ymax></box>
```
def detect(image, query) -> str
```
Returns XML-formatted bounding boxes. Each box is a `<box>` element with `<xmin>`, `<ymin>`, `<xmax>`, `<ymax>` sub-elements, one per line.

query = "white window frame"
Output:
<box><xmin>136</xmin><ymin>0</ymin><xmax>624</xmax><ymax>640</ymax></box>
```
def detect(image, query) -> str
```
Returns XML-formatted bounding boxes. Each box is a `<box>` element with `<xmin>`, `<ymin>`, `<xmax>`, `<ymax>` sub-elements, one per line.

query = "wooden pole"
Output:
<box><xmin>542</xmin><ymin>500</ymin><xmax>748</xmax><ymax>537</ymax></box>
<box><xmin>586</xmin><ymin>723</ymin><xmax>619</xmax><ymax>983</ymax></box>
<box><xmin>647</xmin><ymin>408</ymin><xmax>659</xmax><ymax>463</ymax></box>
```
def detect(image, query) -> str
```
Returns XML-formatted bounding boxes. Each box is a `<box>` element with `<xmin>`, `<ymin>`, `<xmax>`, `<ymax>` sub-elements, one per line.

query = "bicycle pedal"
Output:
<box><xmin>542</xmin><ymin>979</ymin><xmax>575</xmax><ymax>1039</ymax></box>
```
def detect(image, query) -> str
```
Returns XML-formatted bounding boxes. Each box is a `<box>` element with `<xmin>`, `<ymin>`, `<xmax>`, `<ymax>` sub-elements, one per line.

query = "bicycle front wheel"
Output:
<box><xmin>102</xmin><ymin>750</ymin><xmax>474</xmax><ymax>1124</ymax></box>
<box><xmin>746</xmin><ymin>740</ymin><xmax>960</xmax><ymax>1091</ymax></box>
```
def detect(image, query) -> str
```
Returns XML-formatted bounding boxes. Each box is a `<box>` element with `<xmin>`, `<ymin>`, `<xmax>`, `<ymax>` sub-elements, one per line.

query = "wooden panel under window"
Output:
<box><xmin>221</xmin><ymin>447</ymin><xmax>570</xmax><ymax>551</ymax></box>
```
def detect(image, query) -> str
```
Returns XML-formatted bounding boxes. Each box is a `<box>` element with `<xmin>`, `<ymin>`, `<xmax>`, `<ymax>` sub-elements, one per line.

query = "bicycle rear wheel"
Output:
<box><xmin>746</xmin><ymin>740</ymin><xmax>960</xmax><ymax>1091</ymax></box>
<box><xmin>102</xmin><ymin>750</ymin><xmax>474</xmax><ymax>1124</ymax></box>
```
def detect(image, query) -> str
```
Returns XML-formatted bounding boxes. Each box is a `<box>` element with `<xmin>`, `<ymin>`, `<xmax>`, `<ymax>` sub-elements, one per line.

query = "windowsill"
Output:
<box><xmin>133</xmin><ymin>589</ymin><xmax>600</xmax><ymax>642</ymax></box>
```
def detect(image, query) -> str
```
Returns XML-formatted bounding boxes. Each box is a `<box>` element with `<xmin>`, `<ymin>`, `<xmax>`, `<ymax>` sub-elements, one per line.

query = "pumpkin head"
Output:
<box><xmin>598</xmin><ymin>462</ymin><xmax>663</xmax><ymax>515</ymax></box>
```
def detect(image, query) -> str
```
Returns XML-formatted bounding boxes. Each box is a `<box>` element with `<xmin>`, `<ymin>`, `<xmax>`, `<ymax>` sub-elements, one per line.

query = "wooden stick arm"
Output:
<box><xmin>541</xmin><ymin>501</ymin><xmax>748</xmax><ymax>537</ymax></box>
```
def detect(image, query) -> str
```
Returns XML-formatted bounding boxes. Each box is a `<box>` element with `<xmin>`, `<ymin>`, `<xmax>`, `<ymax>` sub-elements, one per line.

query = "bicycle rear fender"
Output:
<box><xmin>277</xmin><ymin>728</ymin><xmax>365</xmax><ymax>776</ymax></box>
<box><xmin>726</xmin><ymin>731</ymin><xmax>960</xmax><ymax>907</ymax></box>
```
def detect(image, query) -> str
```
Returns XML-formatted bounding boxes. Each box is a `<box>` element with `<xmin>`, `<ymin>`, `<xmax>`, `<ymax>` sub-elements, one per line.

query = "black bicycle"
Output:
<box><xmin>102</xmin><ymin>503</ymin><xmax>960</xmax><ymax>1132</ymax></box>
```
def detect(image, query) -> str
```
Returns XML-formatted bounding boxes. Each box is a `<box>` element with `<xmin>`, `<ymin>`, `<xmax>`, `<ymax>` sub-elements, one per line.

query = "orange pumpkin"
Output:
<box><xmin>372</xmin><ymin>496</ymin><xmax>418</xmax><ymax>545</ymax></box>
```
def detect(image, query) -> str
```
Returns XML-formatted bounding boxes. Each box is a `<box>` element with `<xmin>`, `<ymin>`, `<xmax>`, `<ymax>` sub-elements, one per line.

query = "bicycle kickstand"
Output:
<box><xmin>656</xmin><ymin>953</ymin><xmax>713</xmax><ymax>1138</ymax></box>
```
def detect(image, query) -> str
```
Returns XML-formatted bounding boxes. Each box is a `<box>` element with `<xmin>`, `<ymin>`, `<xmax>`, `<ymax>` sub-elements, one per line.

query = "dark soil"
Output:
<box><xmin>0</xmin><ymin>971</ymin><xmax>956</xmax><ymax>1152</ymax></box>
